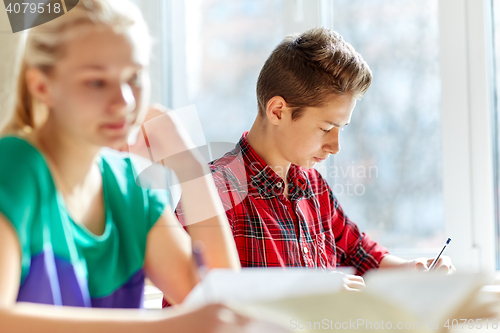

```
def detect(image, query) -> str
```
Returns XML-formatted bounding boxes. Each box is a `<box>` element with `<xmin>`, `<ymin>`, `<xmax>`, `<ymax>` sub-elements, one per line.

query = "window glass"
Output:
<box><xmin>163</xmin><ymin>0</ymin><xmax>444</xmax><ymax>251</ymax></box>
<box><xmin>326</xmin><ymin>0</ymin><xmax>444</xmax><ymax>250</ymax></box>
<box><xmin>170</xmin><ymin>0</ymin><xmax>285</xmax><ymax>147</ymax></box>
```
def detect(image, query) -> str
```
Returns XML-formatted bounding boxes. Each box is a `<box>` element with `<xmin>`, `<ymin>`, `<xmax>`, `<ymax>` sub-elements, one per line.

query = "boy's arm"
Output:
<box><xmin>327</xmin><ymin>187</ymin><xmax>388</xmax><ymax>275</ymax></box>
<box><xmin>379</xmin><ymin>254</ymin><xmax>455</xmax><ymax>273</ymax></box>
<box><xmin>325</xmin><ymin>181</ymin><xmax>455</xmax><ymax>274</ymax></box>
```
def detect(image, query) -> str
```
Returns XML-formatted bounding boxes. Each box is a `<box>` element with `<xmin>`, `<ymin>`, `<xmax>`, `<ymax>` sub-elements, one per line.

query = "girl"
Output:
<box><xmin>0</xmin><ymin>0</ymin><xmax>273</xmax><ymax>331</ymax></box>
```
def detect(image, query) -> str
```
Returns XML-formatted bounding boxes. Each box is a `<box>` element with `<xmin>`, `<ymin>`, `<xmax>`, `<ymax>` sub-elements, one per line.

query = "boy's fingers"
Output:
<box><xmin>343</xmin><ymin>285</ymin><xmax>362</xmax><ymax>292</ymax></box>
<box><xmin>435</xmin><ymin>264</ymin><xmax>450</xmax><ymax>274</ymax></box>
<box><xmin>346</xmin><ymin>275</ymin><xmax>364</xmax><ymax>282</ymax></box>
<box><xmin>414</xmin><ymin>260</ymin><xmax>428</xmax><ymax>271</ymax></box>
<box><xmin>434</xmin><ymin>260</ymin><xmax>456</xmax><ymax>274</ymax></box>
<box><xmin>343</xmin><ymin>276</ymin><xmax>365</xmax><ymax>290</ymax></box>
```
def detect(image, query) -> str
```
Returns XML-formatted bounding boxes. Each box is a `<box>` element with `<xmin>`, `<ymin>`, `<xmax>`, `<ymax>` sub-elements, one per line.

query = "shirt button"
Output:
<box><xmin>303</xmin><ymin>247</ymin><xmax>309</xmax><ymax>254</ymax></box>
<box><xmin>276</xmin><ymin>182</ymin><xmax>282</xmax><ymax>188</ymax></box>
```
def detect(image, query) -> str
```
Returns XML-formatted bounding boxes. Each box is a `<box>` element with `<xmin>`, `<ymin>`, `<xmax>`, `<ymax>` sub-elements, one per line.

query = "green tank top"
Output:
<box><xmin>0</xmin><ymin>136</ymin><xmax>170</xmax><ymax>308</ymax></box>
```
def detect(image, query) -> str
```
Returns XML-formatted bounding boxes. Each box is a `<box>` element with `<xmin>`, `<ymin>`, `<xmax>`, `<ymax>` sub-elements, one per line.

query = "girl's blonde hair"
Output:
<box><xmin>1</xmin><ymin>0</ymin><xmax>152</xmax><ymax>134</ymax></box>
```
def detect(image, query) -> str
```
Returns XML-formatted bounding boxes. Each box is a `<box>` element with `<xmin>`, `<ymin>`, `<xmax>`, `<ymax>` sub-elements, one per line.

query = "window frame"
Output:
<box><xmin>438</xmin><ymin>0</ymin><xmax>496</xmax><ymax>271</ymax></box>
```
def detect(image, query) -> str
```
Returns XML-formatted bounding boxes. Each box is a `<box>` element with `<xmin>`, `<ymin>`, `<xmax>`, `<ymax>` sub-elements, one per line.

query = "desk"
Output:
<box><xmin>143</xmin><ymin>283</ymin><xmax>163</xmax><ymax>309</ymax></box>
<box><xmin>446</xmin><ymin>288</ymin><xmax>500</xmax><ymax>333</ymax></box>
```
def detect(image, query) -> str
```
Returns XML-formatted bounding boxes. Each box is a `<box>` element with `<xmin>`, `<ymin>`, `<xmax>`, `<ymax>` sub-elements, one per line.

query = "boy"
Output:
<box><xmin>176</xmin><ymin>27</ymin><xmax>454</xmax><ymax>279</ymax></box>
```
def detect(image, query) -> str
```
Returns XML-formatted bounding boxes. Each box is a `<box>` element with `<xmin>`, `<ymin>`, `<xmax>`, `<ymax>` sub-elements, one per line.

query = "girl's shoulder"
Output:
<box><xmin>99</xmin><ymin>148</ymin><xmax>171</xmax><ymax>191</ymax></box>
<box><xmin>98</xmin><ymin>148</ymin><xmax>138</xmax><ymax>188</ymax></box>
<box><xmin>0</xmin><ymin>136</ymin><xmax>52</xmax><ymax>236</ymax></box>
<box><xmin>0</xmin><ymin>135</ymin><xmax>48</xmax><ymax>177</ymax></box>
<box><xmin>98</xmin><ymin>148</ymin><xmax>171</xmax><ymax>230</ymax></box>
<box><xmin>0</xmin><ymin>135</ymin><xmax>45</xmax><ymax>161</ymax></box>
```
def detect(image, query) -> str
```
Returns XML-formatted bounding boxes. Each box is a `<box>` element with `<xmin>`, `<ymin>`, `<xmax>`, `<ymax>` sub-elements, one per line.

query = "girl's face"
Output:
<box><xmin>41</xmin><ymin>25</ymin><xmax>150</xmax><ymax>149</ymax></box>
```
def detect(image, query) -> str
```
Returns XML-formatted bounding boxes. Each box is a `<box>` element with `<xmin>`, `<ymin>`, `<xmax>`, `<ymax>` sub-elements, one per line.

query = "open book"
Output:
<box><xmin>182</xmin><ymin>268</ymin><xmax>496</xmax><ymax>333</ymax></box>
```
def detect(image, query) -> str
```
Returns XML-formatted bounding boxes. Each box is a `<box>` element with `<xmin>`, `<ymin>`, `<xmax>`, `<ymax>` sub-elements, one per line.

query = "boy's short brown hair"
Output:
<box><xmin>256</xmin><ymin>27</ymin><xmax>372</xmax><ymax>119</ymax></box>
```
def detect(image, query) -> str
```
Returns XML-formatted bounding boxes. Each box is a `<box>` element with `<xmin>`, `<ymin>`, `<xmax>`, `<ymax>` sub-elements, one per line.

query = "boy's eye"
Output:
<box><xmin>321</xmin><ymin>126</ymin><xmax>346</xmax><ymax>133</ymax></box>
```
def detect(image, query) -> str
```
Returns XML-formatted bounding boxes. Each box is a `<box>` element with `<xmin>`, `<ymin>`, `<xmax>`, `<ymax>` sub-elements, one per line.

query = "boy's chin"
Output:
<box><xmin>295</xmin><ymin>160</ymin><xmax>317</xmax><ymax>169</ymax></box>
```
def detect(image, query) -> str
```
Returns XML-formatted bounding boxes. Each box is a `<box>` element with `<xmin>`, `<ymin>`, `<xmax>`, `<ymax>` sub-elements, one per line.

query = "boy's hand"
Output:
<box><xmin>407</xmin><ymin>256</ymin><xmax>456</xmax><ymax>274</ymax></box>
<box><xmin>379</xmin><ymin>254</ymin><xmax>456</xmax><ymax>274</ymax></box>
<box><xmin>342</xmin><ymin>274</ymin><xmax>365</xmax><ymax>291</ymax></box>
<box><xmin>328</xmin><ymin>271</ymin><xmax>365</xmax><ymax>291</ymax></box>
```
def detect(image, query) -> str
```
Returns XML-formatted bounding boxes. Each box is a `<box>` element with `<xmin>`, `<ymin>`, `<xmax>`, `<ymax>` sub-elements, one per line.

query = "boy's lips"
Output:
<box><xmin>314</xmin><ymin>157</ymin><xmax>326</xmax><ymax>162</ymax></box>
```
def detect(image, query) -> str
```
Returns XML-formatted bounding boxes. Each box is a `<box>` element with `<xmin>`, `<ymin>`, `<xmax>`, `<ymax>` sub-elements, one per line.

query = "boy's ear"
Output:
<box><xmin>265</xmin><ymin>96</ymin><xmax>288</xmax><ymax>125</ymax></box>
<box><xmin>25</xmin><ymin>68</ymin><xmax>53</xmax><ymax>107</ymax></box>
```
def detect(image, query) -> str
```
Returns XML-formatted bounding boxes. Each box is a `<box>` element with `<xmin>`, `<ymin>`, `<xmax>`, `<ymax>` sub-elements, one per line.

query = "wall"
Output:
<box><xmin>0</xmin><ymin>3</ymin><xmax>23</xmax><ymax>126</ymax></box>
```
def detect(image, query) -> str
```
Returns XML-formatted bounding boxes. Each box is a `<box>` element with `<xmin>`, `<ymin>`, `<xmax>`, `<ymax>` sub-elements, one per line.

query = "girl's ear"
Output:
<box><xmin>25</xmin><ymin>68</ymin><xmax>53</xmax><ymax>107</ymax></box>
<box><xmin>265</xmin><ymin>96</ymin><xmax>289</xmax><ymax>126</ymax></box>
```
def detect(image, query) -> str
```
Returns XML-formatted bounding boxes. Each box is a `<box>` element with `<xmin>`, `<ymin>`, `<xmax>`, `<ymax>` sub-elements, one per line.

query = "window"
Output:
<box><xmin>165</xmin><ymin>0</ymin><xmax>286</xmax><ymax>146</ymax></box>
<box><xmin>132</xmin><ymin>0</ymin><xmax>498</xmax><ymax>269</ymax></box>
<box><xmin>324</xmin><ymin>0</ymin><xmax>444</xmax><ymax>252</ymax></box>
<box><xmin>492</xmin><ymin>0</ymin><xmax>500</xmax><ymax>268</ymax></box>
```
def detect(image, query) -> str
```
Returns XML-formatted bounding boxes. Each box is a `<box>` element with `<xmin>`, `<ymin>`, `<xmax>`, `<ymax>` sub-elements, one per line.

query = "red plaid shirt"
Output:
<box><xmin>176</xmin><ymin>132</ymin><xmax>388</xmax><ymax>275</ymax></box>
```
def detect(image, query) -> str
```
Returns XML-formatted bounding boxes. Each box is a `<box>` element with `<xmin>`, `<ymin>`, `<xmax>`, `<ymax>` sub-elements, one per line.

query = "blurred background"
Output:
<box><xmin>0</xmin><ymin>0</ymin><xmax>498</xmax><ymax>270</ymax></box>
<box><xmin>131</xmin><ymin>0</ymin><xmax>445</xmax><ymax>254</ymax></box>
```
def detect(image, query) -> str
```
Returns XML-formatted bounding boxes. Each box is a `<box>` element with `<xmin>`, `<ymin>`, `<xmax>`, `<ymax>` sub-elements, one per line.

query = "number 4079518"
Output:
<box><xmin>5</xmin><ymin>2</ymin><xmax>62</xmax><ymax>14</ymax></box>
<box><xmin>443</xmin><ymin>319</ymin><xmax>499</xmax><ymax>330</ymax></box>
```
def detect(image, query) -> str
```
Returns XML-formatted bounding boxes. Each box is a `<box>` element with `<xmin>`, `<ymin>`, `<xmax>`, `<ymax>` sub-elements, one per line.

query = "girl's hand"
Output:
<box><xmin>163</xmin><ymin>304</ymin><xmax>290</xmax><ymax>333</ymax></box>
<box><xmin>126</xmin><ymin>104</ymin><xmax>207</xmax><ymax>180</ymax></box>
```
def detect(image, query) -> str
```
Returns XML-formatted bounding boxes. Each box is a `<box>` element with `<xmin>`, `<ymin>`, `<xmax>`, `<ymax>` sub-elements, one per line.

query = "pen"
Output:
<box><xmin>428</xmin><ymin>237</ymin><xmax>451</xmax><ymax>271</ymax></box>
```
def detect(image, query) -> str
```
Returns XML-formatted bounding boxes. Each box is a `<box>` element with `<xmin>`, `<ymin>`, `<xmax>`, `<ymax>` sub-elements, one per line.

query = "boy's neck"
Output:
<box><xmin>246</xmin><ymin>116</ymin><xmax>291</xmax><ymax>183</ymax></box>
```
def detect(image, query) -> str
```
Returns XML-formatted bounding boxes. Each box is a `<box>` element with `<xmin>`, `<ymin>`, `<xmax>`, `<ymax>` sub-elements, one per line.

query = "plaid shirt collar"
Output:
<box><xmin>235</xmin><ymin>132</ymin><xmax>315</xmax><ymax>200</ymax></box>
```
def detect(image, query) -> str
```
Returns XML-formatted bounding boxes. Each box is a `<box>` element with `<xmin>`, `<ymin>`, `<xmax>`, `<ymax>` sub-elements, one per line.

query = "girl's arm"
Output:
<box><xmin>134</xmin><ymin>106</ymin><xmax>240</xmax><ymax>299</ymax></box>
<box><xmin>143</xmin><ymin>206</ymin><xmax>196</xmax><ymax>304</ymax></box>
<box><xmin>0</xmin><ymin>214</ymin><xmax>252</xmax><ymax>333</ymax></box>
<box><xmin>143</xmin><ymin>169</ymin><xmax>240</xmax><ymax>305</ymax></box>
<box><xmin>0</xmin><ymin>213</ymin><xmax>161</xmax><ymax>332</ymax></box>
<box><xmin>176</xmin><ymin>161</ymin><xmax>241</xmax><ymax>270</ymax></box>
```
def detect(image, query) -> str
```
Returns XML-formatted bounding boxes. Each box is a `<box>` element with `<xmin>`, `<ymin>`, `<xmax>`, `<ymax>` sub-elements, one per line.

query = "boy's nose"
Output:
<box><xmin>324</xmin><ymin>143</ymin><xmax>340</xmax><ymax>155</ymax></box>
<box><xmin>323</xmin><ymin>130</ymin><xmax>341</xmax><ymax>155</ymax></box>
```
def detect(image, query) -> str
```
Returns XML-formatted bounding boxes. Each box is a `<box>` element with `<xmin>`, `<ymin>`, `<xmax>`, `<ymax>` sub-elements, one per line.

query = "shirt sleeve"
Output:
<box><xmin>327</xmin><ymin>187</ymin><xmax>389</xmax><ymax>275</ymax></box>
<box><xmin>124</xmin><ymin>155</ymin><xmax>171</xmax><ymax>231</ymax></box>
<box><xmin>0</xmin><ymin>139</ymin><xmax>42</xmax><ymax>269</ymax></box>
<box><xmin>146</xmin><ymin>188</ymin><xmax>170</xmax><ymax>230</ymax></box>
